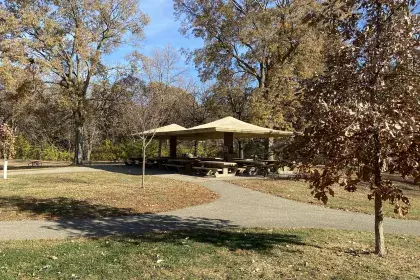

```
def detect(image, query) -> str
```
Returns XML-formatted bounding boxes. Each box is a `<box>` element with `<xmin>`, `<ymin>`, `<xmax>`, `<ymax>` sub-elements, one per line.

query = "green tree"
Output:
<box><xmin>174</xmin><ymin>0</ymin><xmax>324</xmax><ymax>130</ymax></box>
<box><xmin>295</xmin><ymin>0</ymin><xmax>419</xmax><ymax>256</ymax></box>
<box><xmin>1</xmin><ymin>0</ymin><xmax>148</xmax><ymax>165</ymax></box>
<box><xmin>0</xmin><ymin>122</ymin><xmax>15</xmax><ymax>160</ymax></box>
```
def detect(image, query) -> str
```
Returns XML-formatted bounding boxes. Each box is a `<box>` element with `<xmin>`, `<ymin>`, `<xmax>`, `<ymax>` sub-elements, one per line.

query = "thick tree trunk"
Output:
<box><xmin>74</xmin><ymin>121</ymin><xmax>84</xmax><ymax>165</ymax></box>
<box><xmin>141</xmin><ymin>137</ymin><xmax>146</xmax><ymax>188</ymax></box>
<box><xmin>86</xmin><ymin>143</ymin><xmax>92</xmax><ymax>163</ymax></box>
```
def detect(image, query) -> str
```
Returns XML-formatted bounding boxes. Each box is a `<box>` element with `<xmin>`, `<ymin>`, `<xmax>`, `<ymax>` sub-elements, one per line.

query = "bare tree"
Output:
<box><xmin>123</xmin><ymin>46</ymin><xmax>194</xmax><ymax>186</ymax></box>
<box><xmin>1</xmin><ymin>0</ymin><xmax>148</xmax><ymax>164</ymax></box>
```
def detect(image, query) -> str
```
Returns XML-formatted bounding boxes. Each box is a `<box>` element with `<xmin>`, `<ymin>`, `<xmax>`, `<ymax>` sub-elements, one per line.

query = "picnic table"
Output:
<box><xmin>148</xmin><ymin>157</ymin><xmax>170</xmax><ymax>169</ymax></box>
<box><xmin>193</xmin><ymin>161</ymin><xmax>238</xmax><ymax>177</ymax></box>
<box><xmin>232</xmin><ymin>159</ymin><xmax>260</xmax><ymax>175</ymax></box>
<box><xmin>261</xmin><ymin>160</ymin><xmax>278</xmax><ymax>164</ymax></box>
<box><xmin>164</xmin><ymin>158</ymin><xmax>198</xmax><ymax>173</ymax></box>
<box><xmin>199</xmin><ymin>157</ymin><xmax>223</xmax><ymax>161</ymax></box>
<box><xmin>233</xmin><ymin>159</ymin><xmax>285</xmax><ymax>176</ymax></box>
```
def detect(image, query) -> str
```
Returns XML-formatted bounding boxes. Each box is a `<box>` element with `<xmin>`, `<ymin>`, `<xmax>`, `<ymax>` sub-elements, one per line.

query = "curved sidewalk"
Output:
<box><xmin>0</xmin><ymin>166</ymin><xmax>419</xmax><ymax>240</ymax></box>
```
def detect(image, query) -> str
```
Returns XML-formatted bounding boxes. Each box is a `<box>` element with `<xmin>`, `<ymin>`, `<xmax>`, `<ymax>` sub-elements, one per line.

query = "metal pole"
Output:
<box><xmin>3</xmin><ymin>159</ymin><xmax>7</xmax><ymax>180</ymax></box>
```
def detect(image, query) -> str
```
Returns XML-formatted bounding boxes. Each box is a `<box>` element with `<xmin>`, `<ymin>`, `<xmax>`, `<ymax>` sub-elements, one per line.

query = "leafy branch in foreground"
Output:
<box><xmin>290</xmin><ymin>0</ymin><xmax>419</xmax><ymax>257</ymax></box>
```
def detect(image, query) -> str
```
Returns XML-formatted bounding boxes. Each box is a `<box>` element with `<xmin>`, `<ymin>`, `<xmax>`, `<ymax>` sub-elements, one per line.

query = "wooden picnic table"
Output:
<box><xmin>199</xmin><ymin>157</ymin><xmax>223</xmax><ymax>161</ymax></box>
<box><xmin>233</xmin><ymin>159</ymin><xmax>255</xmax><ymax>164</ymax></box>
<box><xmin>148</xmin><ymin>157</ymin><xmax>170</xmax><ymax>169</ymax></box>
<box><xmin>261</xmin><ymin>160</ymin><xmax>278</xmax><ymax>164</ymax></box>
<box><xmin>193</xmin><ymin>161</ymin><xmax>238</xmax><ymax>177</ymax></box>
<box><xmin>167</xmin><ymin>158</ymin><xmax>198</xmax><ymax>173</ymax></box>
<box><xmin>232</xmin><ymin>159</ymin><xmax>262</xmax><ymax>175</ymax></box>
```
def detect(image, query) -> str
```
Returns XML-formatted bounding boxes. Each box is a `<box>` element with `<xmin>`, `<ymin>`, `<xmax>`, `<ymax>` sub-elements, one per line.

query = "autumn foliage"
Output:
<box><xmin>292</xmin><ymin>0</ymin><xmax>419</xmax><ymax>256</ymax></box>
<box><xmin>0</xmin><ymin>123</ymin><xmax>15</xmax><ymax>160</ymax></box>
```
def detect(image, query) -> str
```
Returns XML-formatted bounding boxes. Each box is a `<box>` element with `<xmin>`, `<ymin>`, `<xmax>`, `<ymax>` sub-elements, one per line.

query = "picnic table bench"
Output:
<box><xmin>193</xmin><ymin>161</ymin><xmax>238</xmax><ymax>177</ymax></box>
<box><xmin>167</xmin><ymin>158</ymin><xmax>198</xmax><ymax>173</ymax></box>
<box><xmin>162</xmin><ymin>163</ymin><xmax>185</xmax><ymax>172</ymax></box>
<box><xmin>233</xmin><ymin>159</ymin><xmax>259</xmax><ymax>175</ymax></box>
<box><xmin>148</xmin><ymin>157</ymin><xmax>170</xmax><ymax>169</ymax></box>
<box><xmin>28</xmin><ymin>160</ymin><xmax>42</xmax><ymax>167</ymax></box>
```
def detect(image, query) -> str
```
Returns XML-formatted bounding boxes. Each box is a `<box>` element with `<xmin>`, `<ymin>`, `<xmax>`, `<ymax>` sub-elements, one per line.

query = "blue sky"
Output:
<box><xmin>103</xmin><ymin>0</ymin><xmax>203</xmax><ymax>79</ymax></box>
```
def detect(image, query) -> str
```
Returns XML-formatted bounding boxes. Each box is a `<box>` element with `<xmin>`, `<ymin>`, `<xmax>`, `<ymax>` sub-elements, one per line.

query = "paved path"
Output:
<box><xmin>1</xmin><ymin>166</ymin><xmax>419</xmax><ymax>240</ymax></box>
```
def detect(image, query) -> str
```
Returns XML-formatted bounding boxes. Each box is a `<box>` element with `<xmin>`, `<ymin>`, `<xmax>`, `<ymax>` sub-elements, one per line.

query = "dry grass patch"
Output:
<box><xmin>232</xmin><ymin>179</ymin><xmax>420</xmax><ymax>220</ymax></box>
<box><xmin>0</xmin><ymin>172</ymin><xmax>218</xmax><ymax>221</ymax></box>
<box><xmin>0</xmin><ymin>228</ymin><xmax>418</xmax><ymax>279</ymax></box>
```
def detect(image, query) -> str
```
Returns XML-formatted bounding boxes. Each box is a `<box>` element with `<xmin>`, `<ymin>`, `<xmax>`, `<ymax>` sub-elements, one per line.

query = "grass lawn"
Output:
<box><xmin>231</xmin><ymin>179</ymin><xmax>420</xmax><ymax>221</ymax></box>
<box><xmin>0</xmin><ymin>172</ymin><xmax>218</xmax><ymax>221</ymax></box>
<box><xmin>0</xmin><ymin>228</ymin><xmax>418</xmax><ymax>279</ymax></box>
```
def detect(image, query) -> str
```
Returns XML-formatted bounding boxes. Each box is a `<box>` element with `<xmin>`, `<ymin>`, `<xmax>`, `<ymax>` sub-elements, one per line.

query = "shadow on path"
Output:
<box><xmin>0</xmin><ymin>196</ymin><xmax>137</xmax><ymax>219</ymax></box>
<box><xmin>43</xmin><ymin>213</ymin><xmax>236</xmax><ymax>238</ymax></box>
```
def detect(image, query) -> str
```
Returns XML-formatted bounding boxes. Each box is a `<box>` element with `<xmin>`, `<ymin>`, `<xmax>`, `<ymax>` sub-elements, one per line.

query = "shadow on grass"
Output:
<box><xmin>86</xmin><ymin>164</ymin><xmax>180</xmax><ymax>176</ymax></box>
<box><xmin>48</xmin><ymin>214</ymin><xmax>308</xmax><ymax>253</ymax></box>
<box><xmin>118</xmin><ymin>228</ymin><xmax>307</xmax><ymax>253</ymax></box>
<box><xmin>0</xmin><ymin>196</ymin><xmax>137</xmax><ymax>219</ymax></box>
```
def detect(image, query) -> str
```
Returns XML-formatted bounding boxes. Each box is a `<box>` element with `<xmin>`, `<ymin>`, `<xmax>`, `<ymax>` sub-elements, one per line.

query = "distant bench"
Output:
<box><xmin>28</xmin><ymin>160</ymin><xmax>42</xmax><ymax>167</ymax></box>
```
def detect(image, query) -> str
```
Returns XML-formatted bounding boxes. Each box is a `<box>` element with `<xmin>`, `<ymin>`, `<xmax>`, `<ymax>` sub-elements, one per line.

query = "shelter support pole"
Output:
<box><xmin>237</xmin><ymin>139</ymin><xmax>244</xmax><ymax>159</ymax></box>
<box><xmin>158</xmin><ymin>139</ymin><xmax>162</xmax><ymax>157</ymax></box>
<box><xmin>266</xmin><ymin>137</ymin><xmax>275</xmax><ymax>160</ymax></box>
<box><xmin>169</xmin><ymin>136</ymin><xmax>177</xmax><ymax>158</ymax></box>
<box><xmin>194</xmin><ymin>140</ymin><xmax>198</xmax><ymax>157</ymax></box>
<box><xmin>224</xmin><ymin>132</ymin><xmax>234</xmax><ymax>161</ymax></box>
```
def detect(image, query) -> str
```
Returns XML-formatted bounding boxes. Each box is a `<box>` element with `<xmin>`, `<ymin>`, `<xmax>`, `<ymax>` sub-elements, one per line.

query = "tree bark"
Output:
<box><xmin>141</xmin><ymin>137</ymin><xmax>146</xmax><ymax>188</ymax></box>
<box><xmin>86</xmin><ymin>142</ymin><xmax>92</xmax><ymax>163</ymax></box>
<box><xmin>373</xmin><ymin>131</ymin><xmax>386</xmax><ymax>256</ymax></box>
<box><xmin>74</xmin><ymin>121</ymin><xmax>84</xmax><ymax>165</ymax></box>
<box><xmin>374</xmin><ymin>192</ymin><xmax>386</xmax><ymax>256</ymax></box>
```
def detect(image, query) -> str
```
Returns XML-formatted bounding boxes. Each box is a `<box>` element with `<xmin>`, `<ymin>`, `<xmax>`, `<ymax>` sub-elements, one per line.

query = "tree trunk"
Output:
<box><xmin>373</xmin><ymin>131</ymin><xmax>386</xmax><ymax>256</ymax></box>
<box><xmin>74</xmin><ymin>121</ymin><xmax>84</xmax><ymax>165</ymax></box>
<box><xmin>86</xmin><ymin>143</ymin><xmax>92</xmax><ymax>163</ymax></box>
<box><xmin>141</xmin><ymin>137</ymin><xmax>146</xmax><ymax>188</ymax></box>
<box><xmin>374</xmin><ymin>192</ymin><xmax>386</xmax><ymax>256</ymax></box>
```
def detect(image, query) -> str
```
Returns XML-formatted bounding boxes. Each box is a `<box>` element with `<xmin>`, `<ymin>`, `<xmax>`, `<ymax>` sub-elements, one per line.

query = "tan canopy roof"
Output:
<box><xmin>133</xmin><ymin>124</ymin><xmax>186</xmax><ymax>139</ymax></box>
<box><xmin>151</xmin><ymin>117</ymin><xmax>293</xmax><ymax>140</ymax></box>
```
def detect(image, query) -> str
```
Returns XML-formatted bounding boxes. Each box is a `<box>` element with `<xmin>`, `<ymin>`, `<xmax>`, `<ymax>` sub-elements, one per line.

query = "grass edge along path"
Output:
<box><xmin>0</xmin><ymin>228</ymin><xmax>418</xmax><ymax>279</ymax></box>
<box><xmin>230</xmin><ymin>179</ymin><xmax>420</xmax><ymax>221</ymax></box>
<box><xmin>0</xmin><ymin>172</ymin><xmax>218</xmax><ymax>221</ymax></box>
